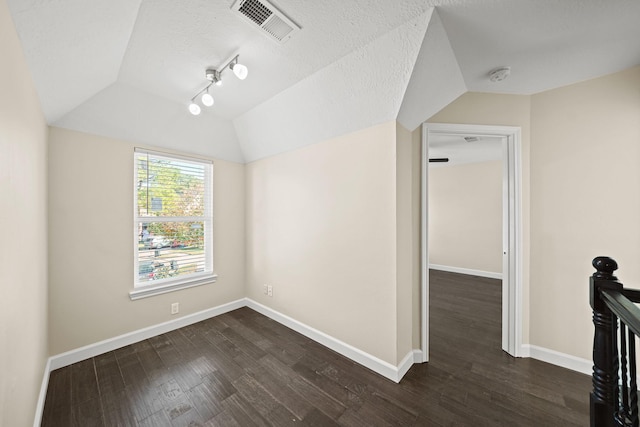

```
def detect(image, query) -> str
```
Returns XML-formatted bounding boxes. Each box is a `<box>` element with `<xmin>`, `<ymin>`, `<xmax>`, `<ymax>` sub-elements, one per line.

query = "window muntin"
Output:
<box><xmin>133</xmin><ymin>149</ymin><xmax>214</xmax><ymax>295</ymax></box>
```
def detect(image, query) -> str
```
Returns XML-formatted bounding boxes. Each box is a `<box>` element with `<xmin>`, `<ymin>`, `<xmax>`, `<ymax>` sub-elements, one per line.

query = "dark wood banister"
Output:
<box><xmin>601</xmin><ymin>290</ymin><xmax>640</xmax><ymax>338</ymax></box>
<box><xmin>590</xmin><ymin>256</ymin><xmax>640</xmax><ymax>427</ymax></box>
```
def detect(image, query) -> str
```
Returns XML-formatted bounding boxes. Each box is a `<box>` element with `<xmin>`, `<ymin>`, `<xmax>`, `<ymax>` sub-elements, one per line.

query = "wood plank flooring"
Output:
<box><xmin>41</xmin><ymin>270</ymin><xmax>590</xmax><ymax>426</ymax></box>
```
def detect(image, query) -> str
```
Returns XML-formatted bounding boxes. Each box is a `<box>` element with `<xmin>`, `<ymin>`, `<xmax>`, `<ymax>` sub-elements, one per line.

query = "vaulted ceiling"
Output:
<box><xmin>7</xmin><ymin>0</ymin><xmax>640</xmax><ymax>163</ymax></box>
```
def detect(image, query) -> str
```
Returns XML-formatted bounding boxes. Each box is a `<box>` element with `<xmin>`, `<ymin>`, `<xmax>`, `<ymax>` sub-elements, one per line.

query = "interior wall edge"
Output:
<box><xmin>245</xmin><ymin>299</ymin><xmax>421</xmax><ymax>383</ymax></box>
<box><xmin>32</xmin><ymin>358</ymin><xmax>52</xmax><ymax>427</ymax></box>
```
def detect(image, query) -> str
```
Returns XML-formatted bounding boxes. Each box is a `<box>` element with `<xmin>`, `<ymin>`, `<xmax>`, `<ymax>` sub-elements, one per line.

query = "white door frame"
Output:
<box><xmin>420</xmin><ymin>123</ymin><xmax>523</xmax><ymax>361</ymax></box>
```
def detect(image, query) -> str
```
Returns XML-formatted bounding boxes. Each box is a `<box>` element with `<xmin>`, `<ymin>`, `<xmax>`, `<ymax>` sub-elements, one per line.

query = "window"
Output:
<box><xmin>131</xmin><ymin>148</ymin><xmax>215</xmax><ymax>300</ymax></box>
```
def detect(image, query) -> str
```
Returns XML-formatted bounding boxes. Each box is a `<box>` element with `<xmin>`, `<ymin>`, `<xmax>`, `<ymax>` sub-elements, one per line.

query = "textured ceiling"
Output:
<box><xmin>6</xmin><ymin>0</ymin><xmax>640</xmax><ymax>163</ymax></box>
<box><xmin>438</xmin><ymin>0</ymin><xmax>640</xmax><ymax>95</ymax></box>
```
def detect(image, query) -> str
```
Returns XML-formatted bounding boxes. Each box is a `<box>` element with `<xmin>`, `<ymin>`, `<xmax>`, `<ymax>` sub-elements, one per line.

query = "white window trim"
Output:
<box><xmin>129</xmin><ymin>273</ymin><xmax>218</xmax><ymax>300</ymax></box>
<box><xmin>131</xmin><ymin>148</ymin><xmax>215</xmax><ymax>300</ymax></box>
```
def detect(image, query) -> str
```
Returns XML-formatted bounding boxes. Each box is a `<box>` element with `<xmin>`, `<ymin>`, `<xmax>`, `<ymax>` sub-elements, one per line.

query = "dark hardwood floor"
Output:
<box><xmin>41</xmin><ymin>270</ymin><xmax>590</xmax><ymax>426</ymax></box>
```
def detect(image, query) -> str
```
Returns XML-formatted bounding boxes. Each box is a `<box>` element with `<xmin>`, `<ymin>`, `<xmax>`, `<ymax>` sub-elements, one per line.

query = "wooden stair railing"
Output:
<box><xmin>591</xmin><ymin>256</ymin><xmax>640</xmax><ymax>427</ymax></box>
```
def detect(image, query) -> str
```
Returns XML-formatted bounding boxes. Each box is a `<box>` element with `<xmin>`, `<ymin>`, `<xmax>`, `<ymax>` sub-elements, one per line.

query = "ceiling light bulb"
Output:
<box><xmin>188</xmin><ymin>102</ymin><xmax>201</xmax><ymax>115</ymax></box>
<box><xmin>231</xmin><ymin>62</ymin><xmax>248</xmax><ymax>80</ymax></box>
<box><xmin>201</xmin><ymin>92</ymin><xmax>214</xmax><ymax>107</ymax></box>
<box><xmin>214</xmin><ymin>78</ymin><xmax>223</xmax><ymax>86</ymax></box>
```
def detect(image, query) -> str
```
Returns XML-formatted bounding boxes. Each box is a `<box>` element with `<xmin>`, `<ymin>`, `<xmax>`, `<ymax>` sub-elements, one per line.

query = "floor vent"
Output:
<box><xmin>231</xmin><ymin>0</ymin><xmax>300</xmax><ymax>43</ymax></box>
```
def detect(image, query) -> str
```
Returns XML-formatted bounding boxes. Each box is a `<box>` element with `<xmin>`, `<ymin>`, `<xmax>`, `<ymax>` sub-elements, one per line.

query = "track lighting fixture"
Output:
<box><xmin>188</xmin><ymin>55</ymin><xmax>248</xmax><ymax>115</ymax></box>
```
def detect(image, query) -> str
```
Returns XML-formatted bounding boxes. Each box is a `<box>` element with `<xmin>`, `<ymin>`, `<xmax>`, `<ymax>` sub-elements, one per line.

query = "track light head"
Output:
<box><xmin>201</xmin><ymin>91</ymin><xmax>214</xmax><ymax>107</ymax></box>
<box><xmin>188</xmin><ymin>102</ymin><xmax>201</xmax><ymax>115</ymax></box>
<box><xmin>230</xmin><ymin>61</ymin><xmax>248</xmax><ymax>80</ymax></box>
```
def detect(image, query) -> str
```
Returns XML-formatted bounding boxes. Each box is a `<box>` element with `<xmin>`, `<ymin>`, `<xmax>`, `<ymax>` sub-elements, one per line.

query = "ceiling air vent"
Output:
<box><xmin>231</xmin><ymin>0</ymin><xmax>300</xmax><ymax>44</ymax></box>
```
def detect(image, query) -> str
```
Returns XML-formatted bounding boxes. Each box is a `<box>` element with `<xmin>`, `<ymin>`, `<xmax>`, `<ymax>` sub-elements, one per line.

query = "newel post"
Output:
<box><xmin>590</xmin><ymin>256</ymin><xmax>622</xmax><ymax>427</ymax></box>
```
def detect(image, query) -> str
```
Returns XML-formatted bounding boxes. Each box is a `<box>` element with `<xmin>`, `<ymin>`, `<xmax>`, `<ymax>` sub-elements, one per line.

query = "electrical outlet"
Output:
<box><xmin>263</xmin><ymin>284</ymin><xmax>268</xmax><ymax>295</ymax></box>
<box><xmin>267</xmin><ymin>285</ymin><xmax>273</xmax><ymax>297</ymax></box>
<box><xmin>171</xmin><ymin>302</ymin><xmax>179</xmax><ymax>315</ymax></box>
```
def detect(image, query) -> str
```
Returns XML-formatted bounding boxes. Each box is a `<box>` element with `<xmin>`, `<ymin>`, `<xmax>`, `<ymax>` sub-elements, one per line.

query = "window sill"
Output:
<box><xmin>129</xmin><ymin>273</ymin><xmax>218</xmax><ymax>300</ymax></box>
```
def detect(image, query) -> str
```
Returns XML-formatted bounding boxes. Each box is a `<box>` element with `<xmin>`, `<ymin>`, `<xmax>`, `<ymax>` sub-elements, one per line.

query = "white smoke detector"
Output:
<box><xmin>489</xmin><ymin>66</ymin><xmax>511</xmax><ymax>82</ymax></box>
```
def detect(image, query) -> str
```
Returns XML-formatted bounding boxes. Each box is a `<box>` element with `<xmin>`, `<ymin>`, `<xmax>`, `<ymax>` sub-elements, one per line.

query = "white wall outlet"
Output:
<box><xmin>267</xmin><ymin>285</ymin><xmax>273</xmax><ymax>297</ymax></box>
<box><xmin>171</xmin><ymin>302</ymin><xmax>179</xmax><ymax>315</ymax></box>
<box><xmin>263</xmin><ymin>284</ymin><xmax>268</xmax><ymax>295</ymax></box>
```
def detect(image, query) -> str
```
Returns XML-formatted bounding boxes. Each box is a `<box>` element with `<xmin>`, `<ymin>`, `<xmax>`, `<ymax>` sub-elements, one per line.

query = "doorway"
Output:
<box><xmin>420</xmin><ymin>123</ymin><xmax>523</xmax><ymax>362</ymax></box>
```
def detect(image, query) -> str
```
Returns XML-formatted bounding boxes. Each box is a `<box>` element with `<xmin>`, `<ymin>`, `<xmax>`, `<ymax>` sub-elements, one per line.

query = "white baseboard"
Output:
<box><xmin>397</xmin><ymin>349</ymin><xmax>424</xmax><ymax>381</ymax></box>
<box><xmin>49</xmin><ymin>298</ymin><xmax>246</xmax><ymax>370</ymax></box>
<box><xmin>33</xmin><ymin>357</ymin><xmax>51</xmax><ymax>427</ymax></box>
<box><xmin>520</xmin><ymin>344</ymin><xmax>592</xmax><ymax>376</ymax></box>
<box><xmin>45</xmin><ymin>297</ymin><xmax>421</xmax><ymax>385</ymax></box>
<box><xmin>245</xmin><ymin>299</ymin><xmax>421</xmax><ymax>383</ymax></box>
<box><xmin>429</xmin><ymin>264</ymin><xmax>502</xmax><ymax>280</ymax></box>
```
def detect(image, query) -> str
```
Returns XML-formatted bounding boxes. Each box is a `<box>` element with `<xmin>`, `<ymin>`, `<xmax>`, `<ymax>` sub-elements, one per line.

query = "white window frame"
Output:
<box><xmin>130</xmin><ymin>148</ymin><xmax>217</xmax><ymax>300</ymax></box>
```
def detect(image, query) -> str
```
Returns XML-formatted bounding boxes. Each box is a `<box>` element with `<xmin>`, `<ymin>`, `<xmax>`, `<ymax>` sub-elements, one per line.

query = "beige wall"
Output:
<box><xmin>245</xmin><ymin>121</ymin><xmax>412</xmax><ymax>364</ymax></box>
<box><xmin>530</xmin><ymin>66</ymin><xmax>640</xmax><ymax>359</ymax></box>
<box><xmin>411</xmin><ymin>127</ymin><xmax>422</xmax><ymax>349</ymax></box>
<box><xmin>429</xmin><ymin>67</ymin><xmax>640</xmax><ymax>361</ymax></box>
<box><xmin>429</xmin><ymin>92</ymin><xmax>532</xmax><ymax>344</ymax></box>
<box><xmin>395</xmin><ymin>123</ymin><xmax>417</xmax><ymax>361</ymax></box>
<box><xmin>47</xmin><ymin>127</ymin><xmax>245</xmax><ymax>354</ymax></box>
<box><xmin>429</xmin><ymin>160</ymin><xmax>503</xmax><ymax>274</ymax></box>
<box><xmin>48</xmin><ymin>119</ymin><xmax>422</xmax><ymax>368</ymax></box>
<box><xmin>0</xmin><ymin>0</ymin><xmax>49</xmax><ymax>425</ymax></box>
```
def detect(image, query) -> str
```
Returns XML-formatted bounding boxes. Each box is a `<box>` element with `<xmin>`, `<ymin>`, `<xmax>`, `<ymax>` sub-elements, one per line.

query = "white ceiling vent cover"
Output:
<box><xmin>231</xmin><ymin>0</ymin><xmax>300</xmax><ymax>43</ymax></box>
